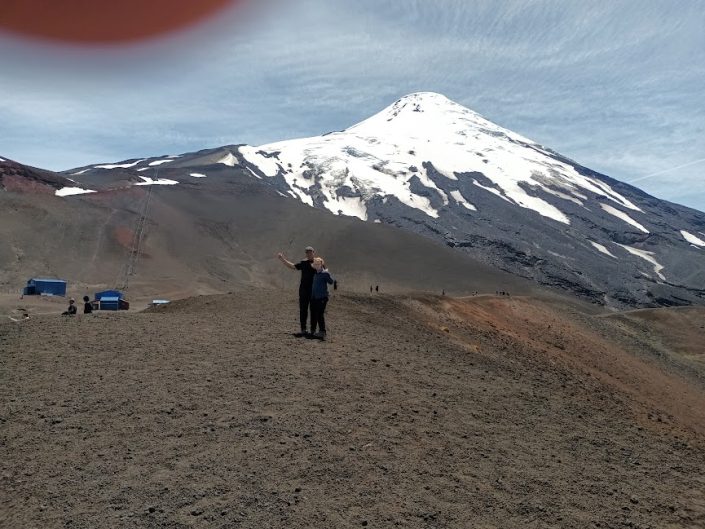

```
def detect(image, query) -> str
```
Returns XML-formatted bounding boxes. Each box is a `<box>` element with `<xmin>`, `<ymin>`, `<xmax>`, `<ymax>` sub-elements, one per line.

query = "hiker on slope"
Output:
<box><xmin>277</xmin><ymin>245</ymin><xmax>316</xmax><ymax>337</ymax></box>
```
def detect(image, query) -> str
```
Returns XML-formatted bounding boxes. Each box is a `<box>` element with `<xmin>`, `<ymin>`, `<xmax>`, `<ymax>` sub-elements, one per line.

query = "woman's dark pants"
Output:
<box><xmin>310</xmin><ymin>297</ymin><xmax>329</xmax><ymax>334</ymax></box>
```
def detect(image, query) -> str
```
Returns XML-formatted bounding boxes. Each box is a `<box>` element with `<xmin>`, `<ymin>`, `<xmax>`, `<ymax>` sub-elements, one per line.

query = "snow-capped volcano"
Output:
<box><xmin>56</xmin><ymin>92</ymin><xmax>705</xmax><ymax>308</ymax></box>
<box><xmin>229</xmin><ymin>92</ymin><xmax>704</xmax><ymax>307</ymax></box>
<box><xmin>243</xmin><ymin>92</ymin><xmax>640</xmax><ymax>225</ymax></box>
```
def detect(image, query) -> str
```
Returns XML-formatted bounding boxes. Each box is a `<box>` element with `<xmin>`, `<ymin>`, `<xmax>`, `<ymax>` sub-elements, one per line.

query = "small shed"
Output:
<box><xmin>94</xmin><ymin>290</ymin><xmax>130</xmax><ymax>311</ymax></box>
<box><xmin>95</xmin><ymin>289</ymin><xmax>122</xmax><ymax>300</ymax></box>
<box><xmin>23</xmin><ymin>278</ymin><xmax>67</xmax><ymax>296</ymax></box>
<box><xmin>98</xmin><ymin>296</ymin><xmax>120</xmax><ymax>311</ymax></box>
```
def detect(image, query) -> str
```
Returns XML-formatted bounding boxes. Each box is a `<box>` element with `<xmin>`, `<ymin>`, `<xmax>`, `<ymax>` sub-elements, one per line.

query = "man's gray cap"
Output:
<box><xmin>305</xmin><ymin>246</ymin><xmax>315</xmax><ymax>252</ymax></box>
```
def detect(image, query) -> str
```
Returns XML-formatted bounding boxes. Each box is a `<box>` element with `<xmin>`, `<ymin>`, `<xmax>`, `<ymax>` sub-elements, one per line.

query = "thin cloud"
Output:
<box><xmin>628</xmin><ymin>158</ymin><xmax>705</xmax><ymax>183</ymax></box>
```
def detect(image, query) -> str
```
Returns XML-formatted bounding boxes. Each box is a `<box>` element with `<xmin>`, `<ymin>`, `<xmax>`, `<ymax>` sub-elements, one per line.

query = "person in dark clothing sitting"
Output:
<box><xmin>278</xmin><ymin>245</ymin><xmax>316</xmax><ymax>336</ymax></box>
<box><xmin>83</xmin><ymin>295</ymin><xmax>93</xmax><ymax>314</ymax></box>
<box><xmin>310</xmin><ymin>257</ymin><xmax>334</xmax><ymax>340</ymax></box>
<box><xmin>62</xmin><ymin>298</ymin><xmax>77</xmax><ymax>316</ymax></box>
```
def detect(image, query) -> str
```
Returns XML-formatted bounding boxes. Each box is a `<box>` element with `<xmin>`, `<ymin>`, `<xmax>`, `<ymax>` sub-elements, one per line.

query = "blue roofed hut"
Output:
<box><xmin>94</xmin><ymin>290</ymin><xmax>130</xmax><ymax>311</ymax></box>
<box><xmin>23</xmin><ymin>278</ymin><xmax>67</xmax><ymax>296</ymax></box>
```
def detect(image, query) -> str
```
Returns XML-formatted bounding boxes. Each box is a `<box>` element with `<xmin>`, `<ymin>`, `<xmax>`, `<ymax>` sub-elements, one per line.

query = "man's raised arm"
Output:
<box><xmin>277</xmin><ymin>252</ymin><xmax>297</xmax><ymax>270</ymax></box>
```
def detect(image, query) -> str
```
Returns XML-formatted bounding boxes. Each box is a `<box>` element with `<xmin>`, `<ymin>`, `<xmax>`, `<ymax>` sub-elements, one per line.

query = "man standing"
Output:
<box><xmin>278</xmin><ymin>246</ymin><xmax>316</xmax><ymax>337</ymax></box>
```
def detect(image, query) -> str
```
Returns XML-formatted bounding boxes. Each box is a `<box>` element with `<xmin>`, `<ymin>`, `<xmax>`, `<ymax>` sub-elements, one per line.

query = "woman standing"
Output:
<box><xmin>310</xmin><ymin>257</ymin><xmax>334</xmax><ymax>340</ymax></box>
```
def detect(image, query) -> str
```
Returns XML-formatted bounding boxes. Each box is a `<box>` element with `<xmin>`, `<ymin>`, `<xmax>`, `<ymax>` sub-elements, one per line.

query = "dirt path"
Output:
<box><xmin>2</xmin><ymin>290</ymin><xmax>704</xmax><ymax>528</ymax></box>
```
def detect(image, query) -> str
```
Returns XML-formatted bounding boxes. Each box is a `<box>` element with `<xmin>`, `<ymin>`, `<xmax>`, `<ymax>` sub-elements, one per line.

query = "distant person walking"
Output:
<box><xmin>83</xmin><ymin>295</ymin><xmax>93</xmax><ymax>314</ymax></box>
<box><xmin>310</xmin><ymin>257</ymin><xmax>334</xmax><ymax>340</ymax></box>
<box><xmin>278</xmin><ymin>245</ymin><xmax>316</xmax><ymax>337</ymax></box>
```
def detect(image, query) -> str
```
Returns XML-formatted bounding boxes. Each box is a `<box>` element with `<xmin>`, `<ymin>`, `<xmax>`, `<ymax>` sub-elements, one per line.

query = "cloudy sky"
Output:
<box><xmin>1</xmin><ymin>0</ymin><xmax>703</xmax><ymax>211</ymax></box>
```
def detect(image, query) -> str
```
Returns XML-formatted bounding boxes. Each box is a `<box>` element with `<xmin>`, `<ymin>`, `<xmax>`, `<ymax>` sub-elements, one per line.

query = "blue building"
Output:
<box><xmin>98</xmin><ymin>296</ymin><xmax>120</xmax><ymax>311</ymax></box>
<box><xmin>94</xmin><ymin>290</ymin><xmax>130</xmax><ymax>311</ymax></box>
<box><xmin>95</xmin><ymin>290</ymin><xmax>122</xmax><ymax>300</ymax></box>
<box><xmin>23</xmin><ymin>278</ymin><xmax>67</xmax><ymax>296</ymax></box>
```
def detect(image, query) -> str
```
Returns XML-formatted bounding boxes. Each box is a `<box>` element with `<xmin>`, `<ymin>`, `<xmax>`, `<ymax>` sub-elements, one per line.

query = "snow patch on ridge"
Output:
<box><xmin>148</xmin><ymin>159</ymin><xmax>174</xmax><ymax>167</ymax></box>
<box><xmin>190</xmin><ymin>173</ymin><xmax>207</xmax><ymax>178</ymax></box>
<box><xmin>617</xmin><ymin>244</ymin><xmax>665</xmax><ymax>281</ymax></box>
<box><xmin>95</xmin><ymin>159</ymin><xmax>144</xmax><ymax>169</ymax></box>
<box><xmin>450</xmin><ymin>190</ymin><xmax>477</xmax><ymax>211</ymax></box>
<box><xmin>246</xmin><ymin>168</ymin><xmax>262</xmax><ymax>180</ymax></box>
<box><xmin>55</xmin><ymin>187</ymin><xmax>96</xmax><ymax>197</ymax></box>
<box><xmin>473</xmin><ymin>180</ymin><xmax>512</xmax><ymax>204</ymax></box>
<box><xmin>590</xmin><ymin>241</ymin><xmax>617</xmax><ymax>259</ymax></box>
<box><xmin>601</xmin><ymin>204</ymin><xmax>649</xmax><ymax>233</ymax></box>
<box><xmin>681</xmin><ymin>230</ymin><xmax>705</xmax><ymax>247</ymax></box>
<box><xmin>134</xmin><ymin>176</ymin><xmax>178</xmax><ymax>186</ymax></box>
<box><xmin>217</xmin><ymin>152</ymin><xmax>238</xmax><ymax>167</ymax></box>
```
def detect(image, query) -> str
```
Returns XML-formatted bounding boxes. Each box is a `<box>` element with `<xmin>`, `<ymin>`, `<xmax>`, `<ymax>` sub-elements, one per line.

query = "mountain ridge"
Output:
<box><xmin>3</xmin><ymin>92</ymin><xmax>704</xmax><ymax>308</ymax></box>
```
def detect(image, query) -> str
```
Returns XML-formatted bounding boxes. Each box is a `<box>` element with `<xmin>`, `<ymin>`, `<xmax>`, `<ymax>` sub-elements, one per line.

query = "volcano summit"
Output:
<box><xmin>38</xmin><ymin>92</ymin><xmax>703</xmax><ymax>308</ymax></box>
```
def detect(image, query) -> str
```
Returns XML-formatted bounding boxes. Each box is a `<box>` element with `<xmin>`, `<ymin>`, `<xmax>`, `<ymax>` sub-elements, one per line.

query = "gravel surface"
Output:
<box><xmin>2</xmin><ymin>289</ymin><xmax>704</xmax><ymax>528</ymax></box>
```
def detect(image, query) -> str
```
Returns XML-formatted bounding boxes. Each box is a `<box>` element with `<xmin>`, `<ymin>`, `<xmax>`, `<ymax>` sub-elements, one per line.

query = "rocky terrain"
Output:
<box><xmin>2</xmin><ymin>289</ymin><xmax>704</xmax><ymax>528</ymax></box>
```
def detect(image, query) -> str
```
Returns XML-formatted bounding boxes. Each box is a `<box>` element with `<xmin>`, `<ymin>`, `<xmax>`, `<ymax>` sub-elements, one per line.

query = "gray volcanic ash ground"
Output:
<box><xmin>2</xmin><ymin>289</ymin><xmax>704</xmax><ymax>528</ymax></box>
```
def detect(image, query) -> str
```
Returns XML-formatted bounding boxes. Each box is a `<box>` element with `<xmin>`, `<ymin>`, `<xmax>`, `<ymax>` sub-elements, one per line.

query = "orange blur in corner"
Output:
<box><xmin>0</xmin><ymin>0</ymin><xmax>240</xmax><ymax>44</ymax></box>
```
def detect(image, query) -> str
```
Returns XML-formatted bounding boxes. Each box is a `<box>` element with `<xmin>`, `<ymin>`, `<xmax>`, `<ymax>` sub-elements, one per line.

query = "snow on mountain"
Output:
<box><xmin>148</xmin><ymin>159</ymin><xmax>176</xmax><ymax>167</ymax></box>
<box><xmin>55</xmin><ymin>186</ymin><xmax>96</xmax><ymax>197</ymax></box>
<box><xmin>616</xmin><ymin>244</ymin><xmax>666</xmax><ymax>281</ymax></box>
<box><xmin>134</xmin><ymin>176</ymin><xmax>178</xmax><ymax>186</ymax></box>
<box><xmin>681</xmin><ymin>230</ymin><xmax>705</xmax><ymax>247</ymax></box>
<box><xmin>219</xmin><ymin>92</ymin><xmax>704</xmax><ymax>307</ymax></box>
<box><xmin>94</xmin><ymin>160</ymin><xmax>145</xmax><ymax>170</ymax></box>
<box><xmin>590</xmin><ymin>241</ymin><xmax>618</xmax><ymax>259</ymax></box>
<box><xmin>217</xmin><ymin>152</ymin><xmax>238</xmax><ymax>167</ymax></box>
<box><xmin>600</xmin><ymin>203</ymin><xmax>649</xmax><ymax>233</ymax></box>
<box><xmin>249</xmin><ymin>92</ymin><xmax>641</xmax><ymax>225</ymax></box>
<box><xmin>56</xmin><ymin>92</ymin><xmax>704</xmax><ymax>307</ymax></box>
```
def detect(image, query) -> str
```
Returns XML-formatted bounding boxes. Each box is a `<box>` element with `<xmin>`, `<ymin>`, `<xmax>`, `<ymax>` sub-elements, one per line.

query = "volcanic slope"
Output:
<box><xmin>58</xmin><ymin>93</ymin><xmax>705</xmax><ymax>308</ymax></box>
<box><xmin>2</xmin><ymin>289</ymin><xmax>704</xmax><ymax>529</ymax></box>
<box><xmin>0</xmin><ymin>167</ymin><xmax>537</xmax><ymax>302</ymax></box>
<box><xmin>0</xmin><ymin>156</ymin><xmax>74</xmax><ymax>194</ymax></box>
